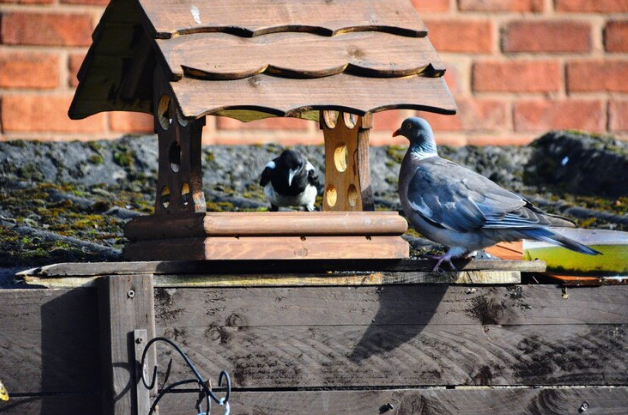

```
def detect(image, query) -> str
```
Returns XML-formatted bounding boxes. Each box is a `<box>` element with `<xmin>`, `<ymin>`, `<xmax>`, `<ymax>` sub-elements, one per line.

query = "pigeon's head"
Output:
<box><xmin>392</xmin><ymin>117</ymin><xmax>438</xmax><ymax>157</ymax></box>
<box><xmin>277</xmin><ymin>149</ymin><xmax>305</xmax><ymax>186</ymax></box>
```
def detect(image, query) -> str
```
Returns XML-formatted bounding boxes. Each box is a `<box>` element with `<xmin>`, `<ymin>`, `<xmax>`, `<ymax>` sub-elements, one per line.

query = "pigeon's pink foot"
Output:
<box><xmin>424</xmin><ymin>247</ymin><xmax>469</xmax><ymax>272</ymax></box>
<box><xmin>432</xmin><ymin>254</ymin><xmax>457</xmax><ymax>272</ymax></box>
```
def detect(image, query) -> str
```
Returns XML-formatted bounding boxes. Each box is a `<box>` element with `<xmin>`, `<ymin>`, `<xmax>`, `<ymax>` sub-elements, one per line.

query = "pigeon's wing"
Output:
<box><xmin>259</xmin><ymin>159</ymin><xmax>278</xmax><ymax>186</ymax></box>
<box><xmin>407</xmin><ymin>158</ymin><xmax>553</xmax><ymax>232</ymax></box>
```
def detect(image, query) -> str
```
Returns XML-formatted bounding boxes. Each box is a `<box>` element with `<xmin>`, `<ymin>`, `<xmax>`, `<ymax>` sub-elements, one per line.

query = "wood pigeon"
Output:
<box><xmin>260</xmin><ymin>149</ymin><xmax>319</xmax><ymax>212</ymax></box>
<box><xmin>393</xmin><ymin>117</ymin><xmax>601</xmax><ymax>271</ymax></box>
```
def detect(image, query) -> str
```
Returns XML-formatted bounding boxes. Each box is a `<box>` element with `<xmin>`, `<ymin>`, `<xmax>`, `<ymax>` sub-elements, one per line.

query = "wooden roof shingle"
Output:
<box><xmin>69</xmin><ymin>0</ymin><xmax>456</xmax><ymax>122</ymax></box>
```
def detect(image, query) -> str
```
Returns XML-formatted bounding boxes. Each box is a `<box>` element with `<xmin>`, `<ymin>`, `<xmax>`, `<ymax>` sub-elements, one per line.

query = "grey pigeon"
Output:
<box><xmin>260</xmin><ymin>149</ymin><xmax>319</xmax><ymax>211</ymax></box>
<box><xmin>393</xmin><ymin>117</ymin><xmax>601</xmax><ymax>271</ymax></box>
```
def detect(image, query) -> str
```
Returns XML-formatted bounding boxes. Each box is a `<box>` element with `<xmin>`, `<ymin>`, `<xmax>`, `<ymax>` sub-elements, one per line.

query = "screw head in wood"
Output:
<box><xmin>579</xmin><ymin>401</ymin><xmax>589</xmax><ymax>412</ymax></box>
<box><xmin>127</xmin><ymin>290</ymin><xmax>135</xmax><ymax>299</ymax></box>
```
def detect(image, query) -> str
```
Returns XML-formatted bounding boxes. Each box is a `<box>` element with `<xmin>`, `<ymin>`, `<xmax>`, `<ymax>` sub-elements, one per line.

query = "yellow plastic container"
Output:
<box><xmin>523</xmin><ymin>229</ymin><xmax>628</xmax><ymax>275</ymax></box>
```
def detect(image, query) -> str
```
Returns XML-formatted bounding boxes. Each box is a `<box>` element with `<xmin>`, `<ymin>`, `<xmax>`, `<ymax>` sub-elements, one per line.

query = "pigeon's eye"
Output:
<box><xmin>405</xmin><ymin>123</ymin><xmax>412</xmax><ymax>129</ymax></box>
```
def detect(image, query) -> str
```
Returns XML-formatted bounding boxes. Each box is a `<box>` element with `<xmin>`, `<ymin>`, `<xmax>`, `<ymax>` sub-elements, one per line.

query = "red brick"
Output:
<box><xmin>1</xmin><ymin>95</ymin><xmax>105</xmax><ymax>133</ymax></box>
<box><xmin>467</xmin><ymin>135</ymin><xmax>536</xmax><ymax>146</ymax></box>
<box><xmin>566</xmin><ymin>60</ymin><xmax>628</xmax><ymax>93</ymax></box>
<box><xmin>502</xmin><ymin>21</ymin><xmax>591</xmax><ymax>53</ymax></box>
<box><xmin>410</xmin><ymin>0</ymin><xmax>449</xmax><ymax>12</ymax></box>
<box><xmin>513</xmin><ymin>99</ymin><xmax>605</xmax><ymax>133</ymax></box>
<box><xmin>0</xmin><ymin>52</ymin><xmax>58</xmax><ymax>89</ymax></box>
<box><xmin>216</xmin><ymin>116</ymin><xmax>309</xmax><ymax>130</ymax></box>
<box><xmin>0</xmin><ymin>0</ymin><xmax>52</xmax><ymax>4</ymax></box>
<box><xmin>434</xmin><ymin>135</ymin><xmax>467</xmax><ymax>147</ymax></box>
<box><xmin>459</xmin><ymin>0</ymin><xmax>544</xmax><ymax>12</ymax></box>
<box><xmin>609</xmin><ymin>101</ymin><xmax>628</xmax><ymax>132</ymax></box>
<box><xmin>424</xmin><ymin>19</ymin><xmax>493</xmax><ymax>53</ymax></box>
<box><xmin>418</xmin><ymin>98</ymin><xmax>508</xmax><ymax>131</ymax></box>
<box><xmin>440</xmin><ymin>59</ymin><xmax>467</xmax><ymax>94</ymax></box>
<box><xmin>109</xmin><ymin>112</ymin><xmax>154</xmax><ymax>133</ymax></box>
<box><xmin>473</xmin><ymin>61</ymin><xmax>561</xmax><ymax>93</ymax></box>
<box><xmin>211</xmin><ymin>133</ymin><xmax>321</xmax><ymax>146</ymax></box>
<box><xmin>605</xmin><ymin>21</ymin><xmax>628</xmax><ymax>53</ymax></box>
<box><xmin>373</xmin><ymin>110</ymin><xmax>405</xmax><ymax>132</ymax></box>
<box><xmin>555</xmin><ymin>0</ymin><xmax>628</xmax><ymax>13</ymax></box>
<box><xmin>0</xmin><ymin>12</ymin><xmax>94</xmax><ymax>46</ymax></box>
<box><xmin>60</xmin><ymin>0</ymin><xmax>109</xmax><ymax>5</ymax></box>
<box><xmin>68</xmin><ymin>53</ymin><xmax>87</xmax><ymax>87</ymax></box>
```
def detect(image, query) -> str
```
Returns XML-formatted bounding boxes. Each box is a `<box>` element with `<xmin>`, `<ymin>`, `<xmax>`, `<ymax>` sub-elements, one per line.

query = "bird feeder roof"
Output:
<box><xmin>69</xmin><ymin>0</ymin><xmax>456</xmax><ymax>122</ymax></box>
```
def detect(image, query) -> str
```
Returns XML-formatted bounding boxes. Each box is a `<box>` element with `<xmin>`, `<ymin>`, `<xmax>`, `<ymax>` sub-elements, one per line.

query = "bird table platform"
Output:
<box><xmin>68</xmin><ymin>0</ymin><xmax>456</xmax><ymax>261</ymax></box>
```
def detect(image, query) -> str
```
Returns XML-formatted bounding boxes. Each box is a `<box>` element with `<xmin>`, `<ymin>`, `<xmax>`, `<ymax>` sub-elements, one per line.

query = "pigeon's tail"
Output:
<box><xmin>522</xmin><ymin>228</ymin><xmax>602</xmax><ymax>256</ymax></box>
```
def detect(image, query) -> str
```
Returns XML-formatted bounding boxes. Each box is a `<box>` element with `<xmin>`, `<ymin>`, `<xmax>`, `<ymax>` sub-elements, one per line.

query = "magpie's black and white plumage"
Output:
<box><xmin>393</xmin><ymin>117</ymin><xmax>601</xmax><ymax>271</ymax></box>
<box><xmin>260</xmin><ymin>150</ymin><xmax>319</xmax><ymax>212</ymax></box>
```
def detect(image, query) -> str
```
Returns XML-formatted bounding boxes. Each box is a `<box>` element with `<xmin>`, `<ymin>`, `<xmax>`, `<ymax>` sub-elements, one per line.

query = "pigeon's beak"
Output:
<box><xmin>288</xmin><ymin>169</ymin><xmax>296</xmax><ymax>187</ymax></box>
<box><xmin>392</xmin><ymin>129</ymin><xmax>400</xmax><ymax>137</ymax></box>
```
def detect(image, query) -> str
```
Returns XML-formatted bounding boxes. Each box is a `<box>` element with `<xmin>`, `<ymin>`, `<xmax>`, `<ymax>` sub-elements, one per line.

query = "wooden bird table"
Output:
<box><xmin>68</xmin><ymin>0</ymin><xmax>458</xmax><ymax>261</ymax></box>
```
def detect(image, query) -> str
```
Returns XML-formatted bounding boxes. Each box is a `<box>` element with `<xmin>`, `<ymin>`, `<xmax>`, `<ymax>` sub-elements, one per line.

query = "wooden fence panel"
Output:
<box><xmin>0</xmin><ymin>288</ymin><xmax>101</xmax><ymax>415</ymax></box>
<box><xmin>0</xmin><ymin>395</ymin><xmax>101</xmax><ymax>415</ymax></box>
<box><xmin>154</xmin><ymin>285</ymin><xmax>628</xmax><ymax>388</ymax></box>
<box><xmin>157</xmin><ymin>387</ymin><xmax>628</xmax><ymax>415</ymax></box>
<box><xmin>0</xmin><ymin>289</ymin><xmax>101</xmax><ymax>395</ymax></box>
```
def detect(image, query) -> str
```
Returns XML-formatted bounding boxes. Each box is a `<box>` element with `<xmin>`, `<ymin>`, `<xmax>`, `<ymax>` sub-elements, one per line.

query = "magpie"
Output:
<box><xmin>260</xmin><ymin>149</ymin><xmax>319</xmax><ymax>212</ymax></box>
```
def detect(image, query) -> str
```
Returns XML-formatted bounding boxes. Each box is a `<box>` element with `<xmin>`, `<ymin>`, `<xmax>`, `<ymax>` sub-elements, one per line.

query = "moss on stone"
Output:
<box><xmin>88</xmin><ymin>154</ymin><xmax>104</xmax><ymax>165</ymax></box>
<box><xmin>385</xmin><ymin>145</ymin><xmax>406</xmax><ymax>164</ymax></box>
<box><xmin>113</xmin><ymin>145</ymin><xmax>135</xmax><ymax>167</ymax></box>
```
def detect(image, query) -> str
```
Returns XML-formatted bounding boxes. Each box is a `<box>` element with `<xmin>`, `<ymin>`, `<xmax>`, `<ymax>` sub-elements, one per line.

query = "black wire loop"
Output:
<box><xmin>139</xmin><ymin>336</ymin><xmax>231</xmax><ymax>415</ymax></box>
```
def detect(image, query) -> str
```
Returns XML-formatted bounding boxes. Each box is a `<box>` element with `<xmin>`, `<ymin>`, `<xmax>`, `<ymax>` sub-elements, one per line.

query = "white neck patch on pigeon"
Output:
<box><xmin>410</xmin><ymin>147</ymin><xmax>438</xmax><ymax>161</ymax></box>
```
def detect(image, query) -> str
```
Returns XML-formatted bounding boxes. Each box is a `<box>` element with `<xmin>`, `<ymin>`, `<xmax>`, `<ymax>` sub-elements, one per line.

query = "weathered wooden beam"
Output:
<box><xmin>158</xmin><ymin>387</ymin><xmax>628</xmax><ymax>415</ymax></box>
<box><xmin>153</xmin><ymin>285</ymin><xmax>628</xmax><ymax>388</ymax></box>
<box><xmin>0</xmin><ymin>394</ymin><xmax>102</xmax><ymax>415</ymax></box>
<box><xmin>21</xmin><ymin>270</ymin><xmax>521</xmax><ymax>288</ymax></box>
<box><xmin>97</xmin><ymin>275</ymin><xmax>156</xmax><ymax>415</ymax></box>
<box><xmin>153</xmin><ymin>285</ymin><xmax>628</xmax><ymax>328</ymax></box>
<box><xmin>157</xmin><ymin>323</ymin><xmax>628</xmax><ymax>388</ymax></box>
<box><xmin>0</xmin><ymin>289</ymin><xmax>101</xmax><ymax>395</ymax></box>
<box><xmin>17</xmin><ymin>259</ymin><xmax>546</xmax><ymax>277</ymax></box>
<box><xmin>133</xmin><ymin>329</ymin><xmax>153</xmax><ymax>415</ymax></box>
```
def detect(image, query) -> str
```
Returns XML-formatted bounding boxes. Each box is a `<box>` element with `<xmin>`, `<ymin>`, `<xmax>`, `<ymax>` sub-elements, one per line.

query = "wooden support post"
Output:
<box><xmin>321</xmin><ymin>111</ymin><xmax>374</xmax><ymax>211</ymax></box>
<box><xmin>134</xmin><ymin>329</ymin><xmax>153</xmax><ymax>415</ymax></box>
<box><xmin>153</xmin><ymin>67</ymin><xmax>206</xmax><ymax>216</ymax></box>
<box><xmin>98</xmin><ymin>275</ymin><xmax>157</xmax><ymax>415</ymax></box>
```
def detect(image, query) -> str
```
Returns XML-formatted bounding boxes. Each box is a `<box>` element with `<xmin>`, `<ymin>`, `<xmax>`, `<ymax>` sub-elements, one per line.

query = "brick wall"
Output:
<box><xmin>1</xmin><ymin>0</ymin><xmax>627</xmax><ymax>146</ymax></box>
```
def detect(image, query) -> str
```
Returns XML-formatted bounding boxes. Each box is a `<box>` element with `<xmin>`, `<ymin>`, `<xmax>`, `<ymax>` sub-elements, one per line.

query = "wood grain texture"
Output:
<box><xmin>0</xmin><ymin>394</ymin><xmax>102</xmax><ymax>415</ymax></box>
<box><xmin>18</xmin><ymin>259</ymin><xmax>546</xmax><ymax>277</ymax></box>
<box><xmin>124</xmin><ymin>211</ymin><xmax>408</xmax><ymax>240</ymax></box>
<box><xmin>97</xmin><ymin>275</ymin><xmax>156</xmax><ymax>415</ymax></box>
<box><xmin>69</xmin><ymin>0</ymin><xmax>154</xmax><ymax>119</ymax></box>
<box><xmin>0</xmin><ymin>289</ymin><xmax>101</xmax><ymax>394</ymax></box>
<box><xmin>157</xmin><ymin>388</ymin><xmax>628</xmax><ymax>415</ymax></box>
<box><xmin>154</xmin><ymin>67</ymin><xmax>206</xmax><ymax>216</ymax></box>
<box><xmin>138</xmin><ymin>0</ymin><xmax>428</xmax><ymax>38</ymax></box>
<box><xmin>153</xmin><ymin>284</ymin><xmax>628</xmax><ymax>388</ymax></box>
<box><xmin>158</xmin><ymin>32</ymin><xmax>443</xmax><ymax>80</ymax></box>
<box><xmin>155</xmin><ymin>323</ymin><xmax>628</xmax><ymax>387</ymax></box>
<box><xmin>24</xmin><ymin>270</ymin><xmax>521</xmax><ymax>288</ymax></box>
<box><xmin>123</xmin><ymin>235</ymin><xmax>410</xmax><ymax>261</ymax></box>
<box><xmin>322</xmin><ymin>112</ymin><xmax>369</xmax><ymax>211</ymax></box>
<box><xmin>153</xmin><ymin>285</ymin><xmax>628</xmax><ymax>328</ymax></box>
<box><xmin>170</xmin><ymin>73</ymin><xmax>456</xmax><ymax>119</ymax></box>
